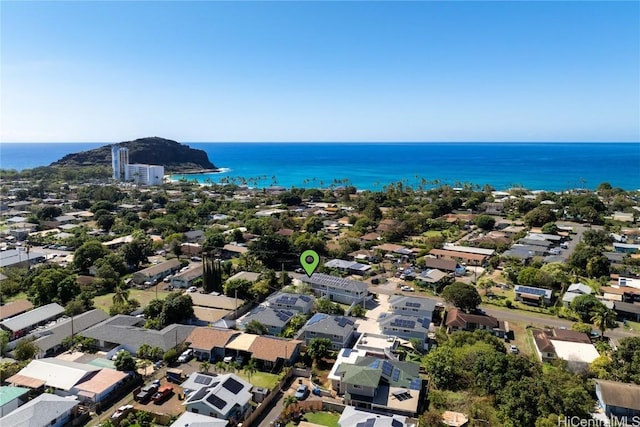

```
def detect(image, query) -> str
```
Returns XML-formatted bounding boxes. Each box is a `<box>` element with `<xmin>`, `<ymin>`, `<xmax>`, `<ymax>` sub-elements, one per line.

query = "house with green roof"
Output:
<box><xmin>0</xmin><ymin>386</ymin><xmax>30</xmax><ymax>416</ymax></box>
<box><xmin>335</xmin><ymin>356</ymin><xmax>426</xmax><ymax>417</ymax></box>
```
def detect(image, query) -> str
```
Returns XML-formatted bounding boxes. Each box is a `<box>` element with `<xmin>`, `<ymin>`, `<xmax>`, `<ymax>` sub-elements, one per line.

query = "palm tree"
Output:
<box><xmin>243</xmin><ymin>358</ymin><xmax>257</xmax><ymax>382</ymax></box>
<box><xmin>283</xmin><ymin>395</ymin><xmax>298</xmax><ymax>413</ymax></box>
<box><xmin>200</xmin><ymin>360</ymin><xmax>210</xmax><ymax>373</ymax></box>
<box><xmin>112</xmin><ymin>285</ymin><xmax>129</xmax><ymax>307</ymax></box>
<box><xmin>228</xmin><ymin>360</ymin><xmax>240</xmax><ymax>373</ymax></box>
<box><xmin>215</xmin><ymin>360</ymin><xmax>227</xmax><ymax>373</ymax></box>
<box><xmin>591</xmin><ymin>305</ymin><xmax>617</xmax><ymax>339</ymax></box>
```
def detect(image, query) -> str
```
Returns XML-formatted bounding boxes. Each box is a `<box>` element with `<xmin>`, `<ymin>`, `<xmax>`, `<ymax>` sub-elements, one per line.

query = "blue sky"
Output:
<box><xmin>1</xmin><ymin>1</ymin><xmax>638</xmax><ymax>143</ymax></box>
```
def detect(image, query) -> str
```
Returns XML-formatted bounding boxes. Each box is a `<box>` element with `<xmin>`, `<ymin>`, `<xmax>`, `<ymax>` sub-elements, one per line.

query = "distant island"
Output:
<box><xmin>50</xmin><ymin>137</ymin><xmax>218</xmax><ymax>173</ymax></box>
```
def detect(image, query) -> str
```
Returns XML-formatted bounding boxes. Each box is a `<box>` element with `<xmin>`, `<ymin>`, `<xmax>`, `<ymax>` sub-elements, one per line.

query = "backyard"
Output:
<box><xmin>286</xmin><ymin>411</ymin><xmax>340</xmax><ymax>427</ymax></box>
<box><xmin>93</xmin><ymin>288</ymin><xmax>174</xmax><ymax>312</ymax></box>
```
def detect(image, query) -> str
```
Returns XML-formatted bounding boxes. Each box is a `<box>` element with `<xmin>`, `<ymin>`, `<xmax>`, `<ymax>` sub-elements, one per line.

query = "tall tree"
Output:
<box><xmin>308</xmin><ymin>337</ymin><xmax>332</xmax><ymax>368</ymax></box>
<box><xmin>73</xmin><ymin>240</ymin><xmax>108</xmax><ymax>272</ymax></box>
<box><xmin>244</xmin><ymin>358</ymin><xmax>257</xmax><ymax>382</ymax></box>
<box><xmin>442</xmin><ymin>282</ymin><xmax>482</xmax><ymax>313</ymax></box>
<box><xmin>590</xmin><ymin>305</ymin><xmax>617</xmax><ymax>339</ymax></box>
<box><xmin>245</xmin><ymin>320</ymin><xmax>268</xmax><ymax>335</ymax></box>
<box><xmin>112</xmin><ymin>286</ymin><xmax>130</xmax><ymax>307</ymax></box>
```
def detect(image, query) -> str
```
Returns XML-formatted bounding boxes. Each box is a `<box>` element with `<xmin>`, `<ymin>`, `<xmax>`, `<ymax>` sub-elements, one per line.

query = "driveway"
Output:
<box><xmin>356</xmin><ymin>294</ymin><xmax>390</xmax><ymax>334</ymax></box>
<box><xmin>257</xmin><ymin>375</ymin><xmax>320</xmax><ymax>427</ymax></box>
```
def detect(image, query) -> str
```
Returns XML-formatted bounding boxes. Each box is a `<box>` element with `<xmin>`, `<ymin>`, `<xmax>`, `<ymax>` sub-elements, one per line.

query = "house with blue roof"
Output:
<box><xmin>296</xmin><ymin>313</ymin><xmax>357</xmax><ymax>350</ymax></box>
<box><xmin>388</xmin><ymin>295</ymin><xmax>437</xmax><ymax>320</ymax></box>
<box><xmin>378</xmin><ymin>314</ymin><xmax>431</xmax><ymax>349</ymax></box>
<box><xmin>299</xmin><ymin>273</ymin><xmax>368</xmax><ymax>305</ymax></box>
<box><xmin>236</xmin><ymin>306</ymin><xmax>295</xmax><ymax>336</ymax></box>
<box><xmin>265</xmin><ymin>292</ymin><xmax>315</xmax><ymax>314</ymax></box>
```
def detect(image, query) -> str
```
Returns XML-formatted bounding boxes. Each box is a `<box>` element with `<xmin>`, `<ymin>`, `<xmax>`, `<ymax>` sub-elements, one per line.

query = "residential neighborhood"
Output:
<box><xmin>1</xmin><ymin>165</ymin><xmax>640</xmax><ymax>427</ymax></box>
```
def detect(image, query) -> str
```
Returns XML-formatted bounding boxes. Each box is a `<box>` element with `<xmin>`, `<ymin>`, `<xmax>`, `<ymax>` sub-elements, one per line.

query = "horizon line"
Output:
<box><xmin>1</xmin><ymin>140</ymin><xmax>639</xmax><ymax>144</ymax></box>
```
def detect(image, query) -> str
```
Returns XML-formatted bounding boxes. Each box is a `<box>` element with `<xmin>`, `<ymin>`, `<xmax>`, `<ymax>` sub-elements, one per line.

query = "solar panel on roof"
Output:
<box><xmin>190</xmin><ymin>387</ymin><xmax>209</xmax><ymax>401</ymax></box>
<box><xmin>392</xmin><ymin>368</ymin><xmax>401</xmax><ymax>382</ymax></box>
<box><xmin>406</xmin><ymin>301</ymin><xmax>420</xmax><ymax>308</ymax></box>
<box><xmin>392</xmin><ymin>420</ymin><xmax>403</xmax><ymax>427</ymax></box>
<box><xmin>194</xmin><ymin>375</ymin><xmax>213</xmax><ymax>385</ymax></box>
<box><xmin>517</xmin><ymin>286</ymin><xmax>548</xmax><ymax>296</ymax></box>
<box><xmin>369</xmin><ymin>359</ymin><xmax>381</xmax><ymax>369</ymax></box>
<box><xmin>222</xmin><ymin>377</ymin><xmax>244</xmax><ymax>394</ymax></box>
<box><xmin>391</xmin><ymin>318</ymin><xmax>416</xmax><ymax>329</ymax></box>
<box><xmin>299</xmin><ymin>295</ymin><xmax>311</xmax><ymax>302</ymax></box>
<box><xmin>356</xmin><ymin>419</ymin><xmax>376</xmax><ymax>427</ymax></box>
<box><xmin>410</xmin><ymin>378</ymin><xmax>422</xmax><ymax>390</ymax></box>
<box><xmin>382</xmin><ymin>360</ymin><xmax>393</xmax><ymax>376</ymax></box>
<box><xmin>206</xmin><ymin>393</ymin><xmax>227</xmax><ymax>409</ymax></box>
<box><xmin>306</xmin><ymin>313</ymin><xmax>327</xmax><ymax>326</ymax></box>
<box><xmin>342</xmin><ymin>348</ymin><xmax>352</xmax><ymax>357</ymax></box>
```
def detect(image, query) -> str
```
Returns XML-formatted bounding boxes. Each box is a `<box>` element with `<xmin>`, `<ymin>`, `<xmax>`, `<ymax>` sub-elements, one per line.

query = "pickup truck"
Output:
<box><xmin>152</xmin><ymin>386</ymin><xmax>174</xmax><ymax>404</ymax></box>
<box><xmin>135</xmin><ymin>383</ymin><xmax>159</xmax><ymax>403</ymax></box>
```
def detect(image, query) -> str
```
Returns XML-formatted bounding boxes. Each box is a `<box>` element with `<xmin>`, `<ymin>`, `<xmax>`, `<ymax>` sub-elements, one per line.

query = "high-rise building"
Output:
<box><xmin>111</xmin><ymin>146</ymin><xmax>129</xmax><ymax>181</ymax></box>
<box><xmin>126</xmin><ymin>164</ymin><xmax>165</xmax><ymax>186</ymax></box>
<box><xmin>111</xmin><ymin>145</ymin><xmax>164</xmax><ymax>185</ymax></box>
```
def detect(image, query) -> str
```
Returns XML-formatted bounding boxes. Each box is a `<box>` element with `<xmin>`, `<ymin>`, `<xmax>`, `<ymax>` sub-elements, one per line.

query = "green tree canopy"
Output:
<box><xmin>245</xmin><ymin>320</ymin><xmax>268</xmax><ymax>335</ymax></box>
<box><xmin>114</xmin><ymin>351</ymin><xmax>136</xmax><ymax>371</ymax></box>
<box><xmin>442</xmin><ymin>282</ymin><xmax>482</xmax><ymax>312</ymax></box>
<box><xmin>308</xmin><ymin>337</ymin><xmax>332</xmax><ymax>363</ymax></box>
<box><xmin>570</xmin><ymin>294</ymin><xmax>604</xmax><ymax>323</ymax></box>
<box><xmin>474</xmin><ymin>215</ymin><xmax>496</xmax><ymax>231</ymax></box>
<box><xmin>73</xmin><ymin>240</ymin><xmax>108</xmax><ymax>272</ymax></box>
<box><xmin>524</xmin><ymin>206</ymin><xmax>556</xmax><ymax>227</ymax></box>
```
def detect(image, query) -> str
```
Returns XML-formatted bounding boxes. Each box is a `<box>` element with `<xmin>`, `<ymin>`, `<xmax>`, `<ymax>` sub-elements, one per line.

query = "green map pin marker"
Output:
<box><xmin>300</xmin><ymin>250</ymin><xmax>320</xmax><ymax>277</ymax></box>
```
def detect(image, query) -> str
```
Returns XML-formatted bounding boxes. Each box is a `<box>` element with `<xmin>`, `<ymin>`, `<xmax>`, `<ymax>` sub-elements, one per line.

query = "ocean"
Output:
<box><xmin>1</xmin><ymin>142</ymin><xmax>639</xmax><ymax>192</ymax></box>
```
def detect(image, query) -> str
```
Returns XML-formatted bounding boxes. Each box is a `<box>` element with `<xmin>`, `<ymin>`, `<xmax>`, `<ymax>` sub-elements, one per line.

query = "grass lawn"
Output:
<box><xmin>623</xmin><ymin>320</ymin><xmax>640</xmax><ymax>333</ymax></box>
<box><xmin>93</xmin><ymin>288</ymin><xmax>173</xmax><ymax>312</ymax></box>
<box><xmin>506</xmin><ymin>321</ymin><xmax>532</xmax><ymax>356</ymax></box>
<box><xmin>302</xmin><ymin>411</ymin><xmax>341</xmax><ymax>427</ymax></box>
<box><xmin>236</xmin><ymin>370</ymin><xmax>280</xmax><ymax>390</ymax></box>
<box><xmin>6</xmin><ymin>292</ymin><xmax>28</xmax><ymax>302</ymax></box>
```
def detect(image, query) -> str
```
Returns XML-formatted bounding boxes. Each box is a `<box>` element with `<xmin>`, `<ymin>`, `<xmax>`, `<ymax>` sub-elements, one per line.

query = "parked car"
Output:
<box><xmin>401</xmin><ymin>285</ymin><xmax>415</xmax><ymax>292</ymax></box>
<box><xmin>509</xmin><ymin>345</ymin><xmax>519</xmax><ymax>354</ymax></box>
<box><xmin>152</xmin><ymin>386</ymin><xmax>174</xmax><ymax>404</ymax></box>
<box><xmin>294</xmin><ymin>384</ymin><xmax>309</xmax><ymax>400</ymax></box>
<box><xmin>178</xmin><ymin>349</ymin><xmax>193</xmax><ymax>363</ymax></box>
<box><xmin>187</xmin><ymin>286</ymin><xmax>198</xmax><ymax>293</ymax></box>
<box><xmin>135</xmin><ymin>383</ymin><xmax>159</xmax><ymax>403</ymax></box>
<box><xmin>111</xmin><ymin>404</ymin><xmax>133</xmax><ymax>420</ymax></box>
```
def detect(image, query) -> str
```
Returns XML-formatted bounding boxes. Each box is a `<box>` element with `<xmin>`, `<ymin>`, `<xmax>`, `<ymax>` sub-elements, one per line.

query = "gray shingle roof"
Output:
<box><xmin>0</xmin><ymin>393</ymin><xmax>79</xmax><ymax>427</ymax></box>
<box><xmin>0</xmin><ymin>303</ymin><xmax>65</xmax><ymax>333</ymax></box>
<box><xmin>31</xmin><ymin>309</ymin><xmax>109</xmax><ymax>354</ymax></box>
<box><xmin>300</xmin><ymin>313</ymin><xmax>356</xmax><ymax>336</ymax></box>
<box><xmin>80</xmin><ymin>315</ymin><xmax>195</xmax><ymax>352</ymax></box>
<box><xmin>300</xmin><ymin>273</ymin><xmax>368</xmax><ymax>293</ymax></box>
<box><xmin>389</xmin><ymin>295</ymin><xmax>437</xmax><ymax>313</ymax></box>
<box><xmin>240</xmin><ymin>306</ymin><xmax>294</xmax><ymax>329</ymax></box>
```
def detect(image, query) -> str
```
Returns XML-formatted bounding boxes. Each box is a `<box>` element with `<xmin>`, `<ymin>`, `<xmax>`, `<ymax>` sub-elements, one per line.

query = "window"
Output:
<box><xmin>353</xmin><ymin>384</ymin><xmax>361</xmax><ymax>389</ymax></box>
<box><xmin>192</xmin><ymin>409</ymin><xmax>199</xmax><ymax>414</ymax></box>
